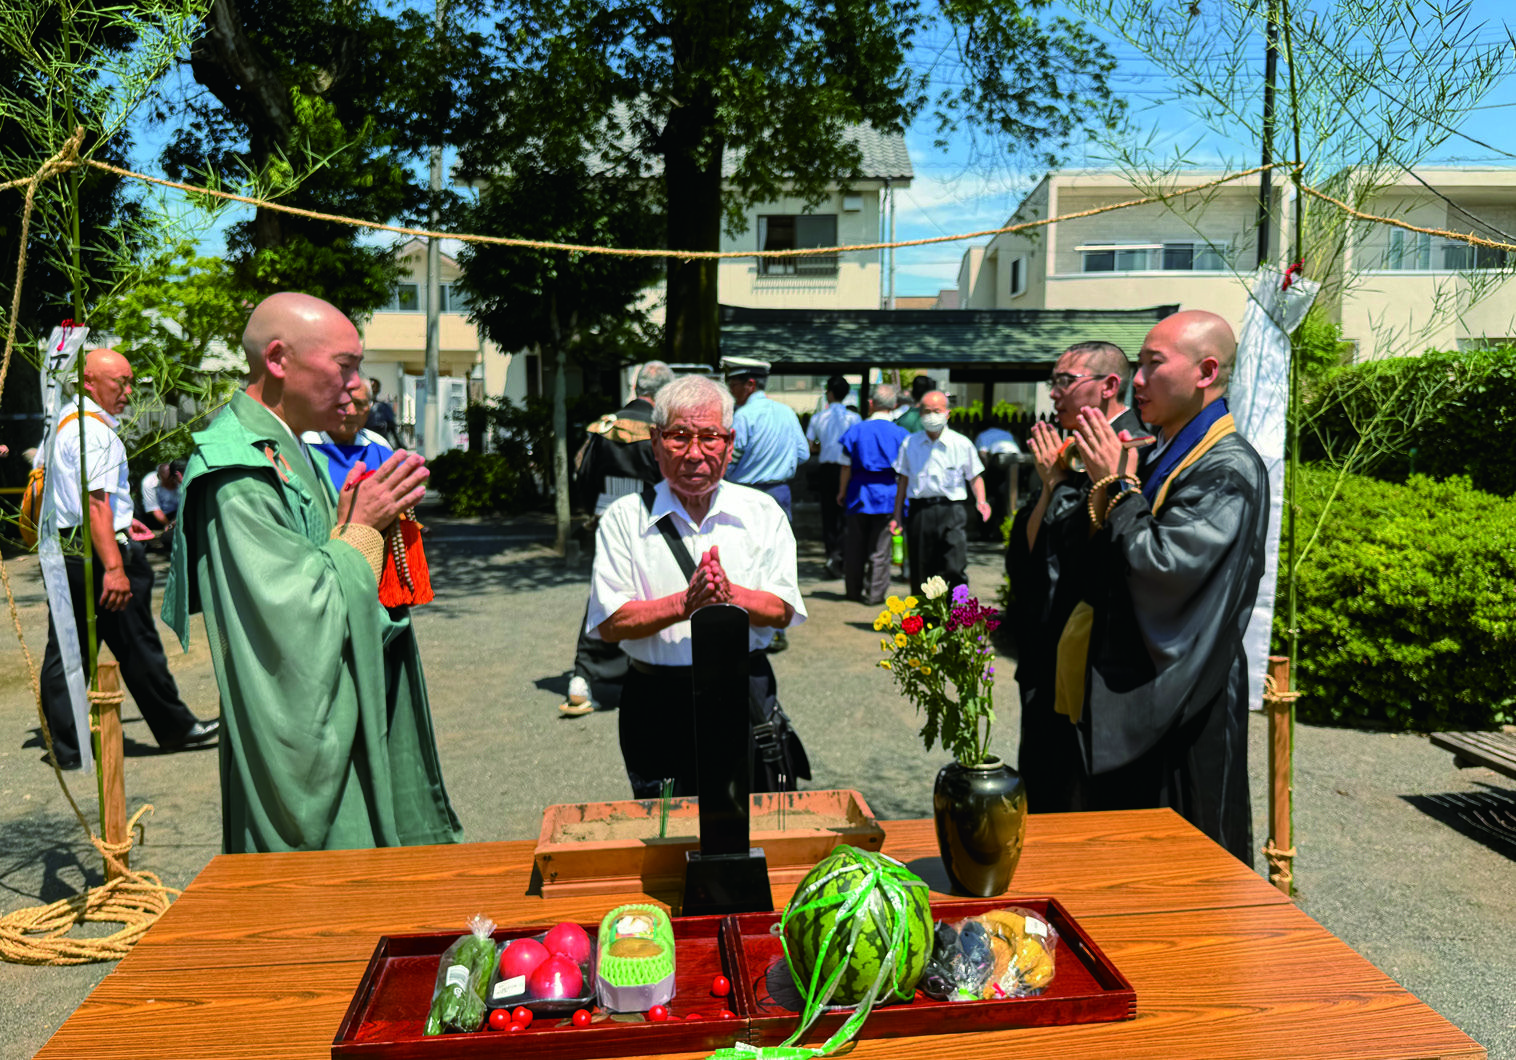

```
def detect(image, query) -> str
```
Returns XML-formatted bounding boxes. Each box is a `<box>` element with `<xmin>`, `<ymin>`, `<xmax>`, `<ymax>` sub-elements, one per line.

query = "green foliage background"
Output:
<box><xmin>1280</xmin><ymin>466</ymin><xmax>1516</xmax><ymax>731</ymax></box>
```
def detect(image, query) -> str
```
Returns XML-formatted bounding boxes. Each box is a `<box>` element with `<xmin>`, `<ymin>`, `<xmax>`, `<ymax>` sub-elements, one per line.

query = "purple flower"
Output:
<box><xmin>952</xmin><ymin>584</ymin><xmax>972</xmax><ymax>605</ymax></box>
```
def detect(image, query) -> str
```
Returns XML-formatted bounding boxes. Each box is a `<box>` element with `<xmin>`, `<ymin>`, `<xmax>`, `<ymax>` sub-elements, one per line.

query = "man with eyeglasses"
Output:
<box><xmin>302</xmin><ymin>378</ymin><xmax>395</xmax><ymax>494</ymax></box>
<box><xmin>1059</xmin><ymin>311</ymin><xmax>1267</xmax><ymax>864</ymax></box>
<box><xmin>889</xmin><ymin>390</ymin><xmax>992</xmax><ymax>597</ymax></box>
<box><xmin>1006</xmin><ymin>341</ymin><xmax>1143</xmax><ymax>814</ymax></box>
<box><xmin>587</xmin><ymin>374</ymin><xmax>808</xmax><ymax>798</ymax></box>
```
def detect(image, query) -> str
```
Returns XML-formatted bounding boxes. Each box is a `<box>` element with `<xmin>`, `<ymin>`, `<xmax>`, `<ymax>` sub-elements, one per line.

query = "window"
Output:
<box><xmin>386</xmin><ymin>282</ymin><xmax>420</xmax><ymax>312</ymax></box>
<box><xmin>383</xmin><ymin>282</ymin><xmax>471</xmax><ymax>312</ymax></box>
<box><xmin>1009</xmin><ymin>256</ymin><xmax>1026</xmax><ymax>296</ymax></box>
<box><xmin>1381</xmin><ymin>230</ymin><xmax>1433</xmax><ymax>271</ymax></box>
<box><xmin>758</xmin><ymin>214</ymin><xmax>839</xmax><ymax>276</ymax></box>
<box><xmin>1079</xmin><ymin>242</ymin><xmax>1228</xmax><ymax>273</ymax></box>
<box><xmin>1440</xmin><ymin>240</ymin><xmax>1509</xmax><ymax>271</ymax></box>
<box><xmin>441</xmin><ymin>283</ymin><xmax>470</xmax><ymax>313</ymax></box>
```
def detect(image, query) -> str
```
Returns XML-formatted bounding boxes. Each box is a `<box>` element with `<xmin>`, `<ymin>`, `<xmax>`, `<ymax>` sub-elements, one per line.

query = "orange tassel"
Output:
<box><xmin>377</xmin><ymin>511</ymin><xmax>433</xmax><ymax>607</ymax></box>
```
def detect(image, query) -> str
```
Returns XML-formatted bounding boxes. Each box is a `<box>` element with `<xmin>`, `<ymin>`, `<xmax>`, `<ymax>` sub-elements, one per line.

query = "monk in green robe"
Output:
<box><xmin>163</xmin><ymin>293</ymin><xmax>462</xmax><ymax>853</ymax></box>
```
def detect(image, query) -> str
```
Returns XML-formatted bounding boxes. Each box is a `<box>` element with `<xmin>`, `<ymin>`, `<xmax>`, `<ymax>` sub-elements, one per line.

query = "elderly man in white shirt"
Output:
<box><xmin>889</xmin><ymin>390</ymin><xmax>993</xmax><ymax>597</ymax></box>
<box><xmin>587</xmin><ymin>374</ymin><xmax>808</xmax><ymax>798</ymax></box>
<box><xmin>37</xmin><ymin>348</ymin><xmax>216</xmax><ymax>770</ymax></box>
<box><xmin>806</xmin><ymin>374</ymin><xmax>860</xmax><ymax>578</ymax></box>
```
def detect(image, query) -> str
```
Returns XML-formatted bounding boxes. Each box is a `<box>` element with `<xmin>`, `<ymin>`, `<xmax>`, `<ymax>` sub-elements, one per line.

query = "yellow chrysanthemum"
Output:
<box><xmin>894</xmin><ymin>632</ymin><xmax>909</xmax><ymax>649</ymax></box>
<box><xmin>874</xmin><ymin>610</ymin><xmax>894</xmax><ymax>630</ymax></box>
<box><xmin>878</xmin><ymin>660</ymin><xmax>892</xmax><ymax>670</ymax></box>
<box><xmin>880</xmin><ymin>638</ymin><xmax>890</xmax><ymax>652</ymax></box>
<box><xmin>887</xmin><ymin>595</ymin><xmax>906</xmax><ymax>614</ymax></box>
<box><xmin>920</xmin><ymin>665</ymin><xmax>932</xmax><ymax>675</ymax></box>
<box><xmin>904</xmin><ymin>596</ymin><xmax>919</xmax><ymax>609</ymax></box>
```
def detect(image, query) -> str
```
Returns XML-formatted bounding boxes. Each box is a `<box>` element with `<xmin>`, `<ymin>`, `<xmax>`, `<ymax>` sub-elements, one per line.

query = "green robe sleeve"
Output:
<box><xmin>191</xmin><ymin>466</ymin><xmax>460</xmax><ymax>852</ymax></box>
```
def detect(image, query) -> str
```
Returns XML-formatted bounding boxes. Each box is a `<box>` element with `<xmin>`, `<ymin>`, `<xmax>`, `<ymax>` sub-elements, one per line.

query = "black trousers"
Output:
<box><xmin>618</xmin><ymin>652</ymin><xmax>797</xmax><ymax>799</ymax></box>
<box><xmin>844</xmin><ymin>511</ymin><xmax>894</xmax><ymax>604</ymax></box>
<box><xmin>572</xmin><ymin>600</ymin><xmax>627</xmax><ymax>704</ymax></box>
<box><xmin>905</xmin><ymin>499</ymin><xmax>968</xmax><ymax>597</ymax></box>
<box><xmin>816</xmin><ymin>464</ymin><xmax>845</xmax><ymax>565</ymax></box>
<box><xmin>39</xmin><ymin>540</ymin><xmax>197</xmax><ymax>762</ymax></box>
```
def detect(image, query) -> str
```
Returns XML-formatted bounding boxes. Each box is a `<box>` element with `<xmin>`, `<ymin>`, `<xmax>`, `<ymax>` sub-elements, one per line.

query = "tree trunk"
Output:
<box><xmin>548</xmin><ymin>292</ymin><xmax>570</xmax><ymax>557</ymax></box>
<box><xmin>662</xmin><ymin>2</ymin><xmax>727</xmax><ymax>367</ymax></box>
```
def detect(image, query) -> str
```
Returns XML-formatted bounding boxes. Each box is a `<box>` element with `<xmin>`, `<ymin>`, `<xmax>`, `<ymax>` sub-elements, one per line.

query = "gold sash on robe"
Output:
<box><xmin>1054</xmin><ymin>413</ymin><xmax>1237</xmax><ymax>725</ymax></box>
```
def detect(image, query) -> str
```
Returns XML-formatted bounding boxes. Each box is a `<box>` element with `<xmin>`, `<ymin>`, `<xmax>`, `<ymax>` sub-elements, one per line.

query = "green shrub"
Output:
<box><xmin>1278</xmin><ymin>465</ymin><xmax>1516</xmax><ymax>731</ymax></box>
<box><xmin>426</xmin><ymin>451</ymin><xmax>523</xmax><ymax>516</ymax></box>
<box><xmin>1301</xmin><ymin>346</ymin><xmax>1516</xmax><ymax>496</ymax></box>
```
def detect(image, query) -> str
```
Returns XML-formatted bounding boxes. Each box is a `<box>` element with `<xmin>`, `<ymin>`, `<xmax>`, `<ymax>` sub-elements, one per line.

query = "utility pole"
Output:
<box><xmin>422</xmin><ymin>0</ymin><xmax>446</xmax><ymax>458</ymax></box>
<box><xmin>1256</xmin><ymin>0</ymin><xmax>1280</xmax><ymax>267</ymax></box>
<box><xmin>888</xmin><ymin>182</ymin><xmax>897</xmax><ymax>310</ymax></box>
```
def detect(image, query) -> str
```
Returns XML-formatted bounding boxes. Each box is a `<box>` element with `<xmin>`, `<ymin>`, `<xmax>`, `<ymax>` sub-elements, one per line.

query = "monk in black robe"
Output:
<box><xmin>1006</xmin><ymin>341</ymin><xmax>1146</xmax><ymax>814</ymax></box>
<box><xmin>1064</xmin><ymin>310</ymin><xmax>1268</xmax><ymax>864</ymax></box>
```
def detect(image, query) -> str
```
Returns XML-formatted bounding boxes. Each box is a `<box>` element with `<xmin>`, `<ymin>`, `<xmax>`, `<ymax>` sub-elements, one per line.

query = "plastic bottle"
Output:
<box><xmin>891</xmin><ymin>532</ymin><xmax>905</xmax><ymax>566</ymax></box>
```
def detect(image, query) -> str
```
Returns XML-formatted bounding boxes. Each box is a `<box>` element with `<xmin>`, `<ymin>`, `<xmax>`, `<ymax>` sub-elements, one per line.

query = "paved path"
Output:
<box><xmin>1</xmin><ymin>502</ymin><xmax>1511</xmax><ymax>1059</ymax></box>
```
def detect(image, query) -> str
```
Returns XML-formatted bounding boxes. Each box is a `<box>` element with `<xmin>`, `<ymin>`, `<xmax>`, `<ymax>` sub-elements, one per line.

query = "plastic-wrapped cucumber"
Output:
<box><xmin>424</xmin><ymin>915</ymin><xmax>497</xmax><ymax>1035</ymax></box>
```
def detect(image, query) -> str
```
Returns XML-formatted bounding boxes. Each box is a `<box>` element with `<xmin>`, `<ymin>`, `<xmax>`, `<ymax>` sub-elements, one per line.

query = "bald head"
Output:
<box><xmin>1133</xmin><ymin>309</ymin><xmax>1238</xmax><ymax>435</ymax></box>
<box><xmin>1165</xmin><ymin>310</ymin><xmax>1237</xmax><ymax>392</ymax></box>
<box><xmin>242</xmin><ymin>292</ymin><xmax>365</xmax><ymax>434</ymax></box>
<box><xmin>83</xmin><ymin>347</ymin><xmax>133</xmax><ymax>415</ymax></box>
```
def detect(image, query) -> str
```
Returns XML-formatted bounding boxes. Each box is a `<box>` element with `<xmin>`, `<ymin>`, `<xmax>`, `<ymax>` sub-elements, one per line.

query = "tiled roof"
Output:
<box><xmin>722</xmin><ymin>123</ymin><xmax>913</xmax><ymax>182</ymax></box>
<box><xmin>719</xmin><ymin>305</ymin><xmax>1174</xmax><ymax>375</ymax></box>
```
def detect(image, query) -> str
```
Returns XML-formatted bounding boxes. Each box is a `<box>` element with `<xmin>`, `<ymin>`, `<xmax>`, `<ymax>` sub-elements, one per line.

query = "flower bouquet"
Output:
<box><xmin>875</xmin><ymin>576</ymin><xmax>1001</xmax><ymax>768</ymax></box>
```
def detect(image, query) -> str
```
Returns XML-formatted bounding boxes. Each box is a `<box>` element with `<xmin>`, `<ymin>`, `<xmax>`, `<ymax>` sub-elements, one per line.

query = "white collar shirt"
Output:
<box><xmin>891</xmin><ymin>426</ymin><xmax>984</xmax><ymax>501</ymax></box>
<box><xmin>46</xmin><ymin>397</ymin><xmax>133</xmax><ymax>531</ymax></box>
<box><xmin>586</xmin><ymin>480</ymin><xmax>807</xmax><ymax>664</ymax></box>
<box><xmin>806</xmin><ymin>402</ymin><xmax>860</xmax><ymax>465</ymax></box>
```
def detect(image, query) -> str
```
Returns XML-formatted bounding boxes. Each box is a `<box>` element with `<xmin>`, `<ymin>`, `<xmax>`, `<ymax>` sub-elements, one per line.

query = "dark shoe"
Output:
<box><xmin>766</xmin><ymin>630</ymin><xmax>789</xmax><ymax>654</ymax></box>
<box><xmin>823</xmin><ymin>558</ymin><xmax>843</xmax><ymax>579</ymax></box>
<box><xmin>163</xmin><ymin>719</ymin><xmax>220</xmax><ymax>751</ymax></box>
<box><xmin>863</xmin><ymin>597</ymin><xmax>885</xmax><ymax>607</ymax></box>
<box><xmin>43</xmin><ymin>751</ymin><xmax>81</xmax><ymax>771</ymax></box>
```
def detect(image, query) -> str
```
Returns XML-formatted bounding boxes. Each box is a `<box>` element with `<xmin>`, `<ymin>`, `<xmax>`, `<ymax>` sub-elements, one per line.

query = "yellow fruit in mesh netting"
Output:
<box><xmin>970</xmin><ymin>911</ymin><xmax>1057</xmax><ymax>993</ymax></box>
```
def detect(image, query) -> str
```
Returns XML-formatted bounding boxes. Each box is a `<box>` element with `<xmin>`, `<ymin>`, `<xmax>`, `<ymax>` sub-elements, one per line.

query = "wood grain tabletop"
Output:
<box><xmin>33</xmin><ymin>809</ymin><xmax>1483</xmax><ymax>1060</ymax></box>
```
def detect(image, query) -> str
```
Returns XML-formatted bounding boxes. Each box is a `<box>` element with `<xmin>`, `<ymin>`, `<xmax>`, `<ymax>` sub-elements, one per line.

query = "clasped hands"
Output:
<box><xmin>336</xmin><ymin>451</ymin><xmax>429</xmax><ymax>533</ymax></box>
<box><xmin>1071</xmin><ymin>409</ymin><xmax>1140</xmax><ymax>484</ymax></box>
<box><xmin>682</xmin><ymin>545</ymin><xmax>733</xmax><ymax>617</ymax></box>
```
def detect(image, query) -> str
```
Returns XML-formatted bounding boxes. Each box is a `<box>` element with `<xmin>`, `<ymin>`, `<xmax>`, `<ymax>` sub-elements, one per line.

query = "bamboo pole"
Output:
<box><xmin>92</xmin><ymin>661</ymin><xmax>128</xmax><ymax>880</ymax></box>
<box><xmin>1263</xmin><ymin>655</ymin><xmax>1296</xmax><ymax>895</ymax></box>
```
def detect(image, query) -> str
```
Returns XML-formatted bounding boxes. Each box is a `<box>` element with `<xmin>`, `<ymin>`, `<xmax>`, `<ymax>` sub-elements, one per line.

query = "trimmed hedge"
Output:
<box><xmin>1278</xmin><ymin>465</ymin><xmax>1516</xmax><ymax>731</ymax></box>
<box><xmin>427</xmin><ymin>451</ymin><xmax>524</xmax><ymax>516</ymax></box>
<box><xmin>1301</xmin><ymin>347</ymin><xmax>1516</xmax><ymax>497</ymax></box>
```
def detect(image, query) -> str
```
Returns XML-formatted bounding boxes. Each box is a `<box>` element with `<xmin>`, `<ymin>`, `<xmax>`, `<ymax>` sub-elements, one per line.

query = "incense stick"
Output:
<box><xmin>657</xmin><ymin>778</ymin><xmax>674</xmax><ymax>838</ymax></box>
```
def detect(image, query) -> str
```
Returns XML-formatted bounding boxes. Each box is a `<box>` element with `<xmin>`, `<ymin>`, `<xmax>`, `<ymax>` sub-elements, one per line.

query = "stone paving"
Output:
<box><xmin>1</xmin><ymin>500</ymin><xmax>1511</xmax><ymax>1059</ymax></box>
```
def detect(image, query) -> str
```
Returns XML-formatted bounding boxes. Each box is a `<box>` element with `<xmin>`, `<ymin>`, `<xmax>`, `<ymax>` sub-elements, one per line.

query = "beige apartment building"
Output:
<box><xmin>959</xmin><ymin>167</ymin><xmax>1516</xmax><ymax>361</ymax></box>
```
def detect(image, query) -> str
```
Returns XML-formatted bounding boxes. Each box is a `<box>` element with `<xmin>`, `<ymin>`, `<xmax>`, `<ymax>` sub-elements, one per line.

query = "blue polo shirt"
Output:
<box><xmin>727</xmin><ymin>390</ymin><xmax>809</xmax><ymax>485</ymax></box>
<box><xmin>840</xmin><ymin>415</ymin><xmax>910</xmax><ymax>514</ymax></box>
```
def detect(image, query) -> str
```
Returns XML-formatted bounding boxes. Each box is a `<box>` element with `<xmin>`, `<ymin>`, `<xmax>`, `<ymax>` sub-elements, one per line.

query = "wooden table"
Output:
<box><xmin>35</xmin><ymin>809</ymin><xmax>1483</xmax><ymax>1060</ymax></box>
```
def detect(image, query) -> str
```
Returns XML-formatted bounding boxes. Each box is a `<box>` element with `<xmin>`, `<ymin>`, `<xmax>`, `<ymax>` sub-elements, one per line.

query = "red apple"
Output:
<box><xmin>543</xmin><ymin>921</ymin><xmax>593</xmax><ymax>963</ymax></box>
<box><xmin>499</xmin><ymin>937</ymin><xmax>550</xmax><ymax>981</ymax></box>
<box><xmin>529</xmin><ymin>954</ymin><xmax>583</xmax><ymax>999</ymax></box>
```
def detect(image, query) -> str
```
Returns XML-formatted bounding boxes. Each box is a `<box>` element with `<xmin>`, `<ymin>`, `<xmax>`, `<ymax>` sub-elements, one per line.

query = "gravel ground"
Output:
<box><xmin>1</xmin><ymin>498</ymin><xmax>1511</xmax><ymax>1059</ymax></box>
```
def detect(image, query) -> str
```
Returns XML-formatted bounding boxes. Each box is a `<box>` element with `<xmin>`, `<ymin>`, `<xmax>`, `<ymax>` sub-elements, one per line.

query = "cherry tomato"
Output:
<box><xmin>711</xmin><ymin>975</ymin><xmax>731</xmax><ymax>998</ymax></box>
<box><xmin>572</xmin><ymin>1008</ymin><xmax>593</xmax><ymax>1028</ymax></box>
<box><xmin>512</xmin><ymin>1006</ymin><xmax>533</xmax><ymax>1027</ymax></box>
<box><xmin>508</xmin><ymin>1022</ymin><xmax>528</xmax><ymax>1033</ymax></box>
<box><xmin>718</xmin><ymin>1010</ymin><xmax>737</xmax><ymax>1020</ymax></box>
<box><xmin>488</xmin><ymin>1009</ymin><xmax>512</xmax><ymax>1031</ymax></box>
<box><xmin>647</xmin><ymin>1005</ymin><xmax>669</xmax><ymax>1022</ymax></box>
<box><xmin>684</xmin><ymin>1012</ymin><xmax>706</xmax><ymax>1021</ymax></box>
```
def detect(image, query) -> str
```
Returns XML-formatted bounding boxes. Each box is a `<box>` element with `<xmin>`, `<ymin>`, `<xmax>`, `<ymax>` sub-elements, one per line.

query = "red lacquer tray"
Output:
<box><xmin>727</xmin><ymin>896</ymin><xmax>1135</xmax><ymax>1048</ymax></box>
<box><xmin>333</xmin><ymin>898</ymin><xmax>1133</xmax><ymax>1059</ymax></box>
<box><xmin>332</xmin><ymin>913</ymin><xmax>749</xmax><ymax>1059</ymax></box>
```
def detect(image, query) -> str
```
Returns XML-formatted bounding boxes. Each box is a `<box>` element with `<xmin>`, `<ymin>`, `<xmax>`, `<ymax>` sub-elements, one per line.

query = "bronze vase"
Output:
<box><xmin>932</xmin><ymin>756</ymin><xmax>1028</xmax><ymax>896</ymax></box>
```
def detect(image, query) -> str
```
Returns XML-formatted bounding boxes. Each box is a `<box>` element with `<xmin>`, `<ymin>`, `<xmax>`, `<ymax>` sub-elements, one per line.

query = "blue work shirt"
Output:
<box><xmin>840</xmin><ymin>415</ymin><xmax>910</xmax><ymax>514</ymax></box>
<box><xmin>727</xmin><ymin>390</ymin><xmax>809</xmax><ymax>486</ymax></box>
<box><xmin>301</xmin><ymin>429</ymin><xmax>394</xmax><ymax>494</ymax></box>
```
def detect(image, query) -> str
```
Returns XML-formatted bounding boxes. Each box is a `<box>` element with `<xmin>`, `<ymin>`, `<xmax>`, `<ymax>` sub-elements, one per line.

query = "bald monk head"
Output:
<box><xmin>242</xmin><ymin>292</ymin><xmax>364</xmax><ymax>435</ymax></box>
<box><xmin>1133</xmin><ymin>310</ymin><xmax>1237</xmax><ymax>437</ymax></box>
<box><xmin>82</xmin><ymin>347</ymin><xmax>133</xmax><ymax>417</ymax></box>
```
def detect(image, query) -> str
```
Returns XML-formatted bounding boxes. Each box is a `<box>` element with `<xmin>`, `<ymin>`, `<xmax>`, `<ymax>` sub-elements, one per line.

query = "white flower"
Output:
<box><xmin>922</xmin><ymin>576</ymin><xmax>949</xmax><ymax>600</ymax></box>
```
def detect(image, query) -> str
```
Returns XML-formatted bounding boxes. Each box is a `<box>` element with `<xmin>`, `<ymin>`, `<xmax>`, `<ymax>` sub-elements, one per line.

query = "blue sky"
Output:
<box><xmin>127</xmin><ymin>1</ymin><xmax>1516</xmax><ymax>299</ymax></box>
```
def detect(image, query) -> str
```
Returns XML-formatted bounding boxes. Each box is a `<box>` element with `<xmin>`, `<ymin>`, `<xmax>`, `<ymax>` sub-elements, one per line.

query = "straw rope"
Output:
<box><xmin>1301</xmin><ymin>183</ymin><xmax>1516</xmax><ymax>254</ymax></box>
<box><xmin>1263</xmin><ymin>673</ymin><xmax>1303</xmax><ymax>706</ymax></box>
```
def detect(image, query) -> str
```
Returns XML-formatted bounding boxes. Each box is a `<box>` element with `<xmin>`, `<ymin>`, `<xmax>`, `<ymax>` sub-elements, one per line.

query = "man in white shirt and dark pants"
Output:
<box><xmin>806</xmin><ymin>375</ymin><xmax>859</xmax><ymax>578</ymax></box>
<box><xmin>587</xmin><ymin>375</ymin><xmax>808</xmax><ymax>798</ymax></box>
<box><xmin>890</xmin><ymin>390</ymin><xmax>993</xmax><ymax>597</ymax></box>
<box><xmin>37</xmin><ymin>348</ymin><xmax>217</xmax><ymax>770</ymax></box>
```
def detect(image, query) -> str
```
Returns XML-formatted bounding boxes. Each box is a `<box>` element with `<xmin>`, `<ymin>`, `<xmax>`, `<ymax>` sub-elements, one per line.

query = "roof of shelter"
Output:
<box><xmin>718</xmin><ymin>304</ymin><xmax>1177</xmax><ymax>379</ymax></box>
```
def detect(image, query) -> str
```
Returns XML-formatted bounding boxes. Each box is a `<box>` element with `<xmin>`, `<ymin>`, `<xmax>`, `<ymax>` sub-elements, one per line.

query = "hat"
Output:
<box><xmin>721</xmin><ymin>356</ymin><xmax>770</xmax><ymax>380</ymax></box>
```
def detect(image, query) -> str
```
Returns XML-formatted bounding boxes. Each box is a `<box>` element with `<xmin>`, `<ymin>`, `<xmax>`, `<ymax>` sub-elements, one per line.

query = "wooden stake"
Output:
<box><xmin>1264</xmin><ymin>655</ymin><xmax>1295</xmax><ymax>896</ymax></box>
<box><xmin>94</xmin><ymin>661</ymin><xmax>128</xmax><ymax>880</ymax></box>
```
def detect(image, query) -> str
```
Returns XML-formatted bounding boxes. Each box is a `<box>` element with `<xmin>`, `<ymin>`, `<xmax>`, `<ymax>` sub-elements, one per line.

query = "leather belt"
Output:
<box><xmin>911</xmin><ymin>495</ymin><xmax>959</xmax><ymax>507</ymax></box>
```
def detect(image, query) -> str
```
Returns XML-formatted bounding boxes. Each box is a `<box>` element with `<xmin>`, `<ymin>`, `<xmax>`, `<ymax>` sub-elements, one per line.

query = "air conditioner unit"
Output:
<box><xmin>842</xmin><ymin>192</ymin><xmax>863</xmax><ymax>212</ymax></box>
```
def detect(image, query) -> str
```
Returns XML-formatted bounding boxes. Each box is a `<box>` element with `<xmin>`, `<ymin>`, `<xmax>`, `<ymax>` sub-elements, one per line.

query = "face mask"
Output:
<box><xmin>920</xmin><ymin>411</ymin><xmax>947</xmax><ymax>433</ymax></box>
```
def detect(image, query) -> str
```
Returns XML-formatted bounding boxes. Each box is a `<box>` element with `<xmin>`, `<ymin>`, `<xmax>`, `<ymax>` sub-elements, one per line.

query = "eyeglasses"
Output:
<box><xmin>658</xmin><ymin>428</ymin><xmax>734</xmax><ymax>454</ymax></box>
<box><xmin>352</xmin><ymin>400</ymin><xmax>373</xmax><ymax>411</ymax></box>
<box><xmin>1048</xmin><ymin>372</ymin><xmax>1096</xmax><ymax>392</ymax></box>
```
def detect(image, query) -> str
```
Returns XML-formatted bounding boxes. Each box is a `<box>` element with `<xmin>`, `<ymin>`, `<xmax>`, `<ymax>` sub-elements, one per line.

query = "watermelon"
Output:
<box><xmin>781</xmin><ymin>846</ymin><xmax>932</xmax><ymax>1007</ymax></box>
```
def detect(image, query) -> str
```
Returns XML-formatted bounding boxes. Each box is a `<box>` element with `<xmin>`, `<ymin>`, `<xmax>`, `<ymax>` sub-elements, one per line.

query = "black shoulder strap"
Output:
<box><xmin>642</xmin><ymin>483</ymin><xmax>697</xmax><ymax>581</ymax></box>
